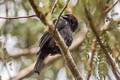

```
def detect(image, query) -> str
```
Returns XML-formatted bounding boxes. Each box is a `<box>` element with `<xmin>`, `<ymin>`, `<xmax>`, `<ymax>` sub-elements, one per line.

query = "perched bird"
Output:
<box><xmin>34</xmin><ymin>14</ymin><xmax>78</xmax><ymax>74</ymax></box>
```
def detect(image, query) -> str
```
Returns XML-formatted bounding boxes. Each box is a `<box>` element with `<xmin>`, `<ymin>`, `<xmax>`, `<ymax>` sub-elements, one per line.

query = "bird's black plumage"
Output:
<box><xmin>34</xmin><ymin>14</ymin><xmax>78</xmax><ymax>74</ymax></box>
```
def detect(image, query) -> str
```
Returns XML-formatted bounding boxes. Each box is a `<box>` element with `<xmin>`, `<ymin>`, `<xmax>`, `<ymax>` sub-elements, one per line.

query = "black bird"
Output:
<box><xmin>34</xmin><ymin>14</ymin><xmax>78</xmax><ymax>74</ymax></box>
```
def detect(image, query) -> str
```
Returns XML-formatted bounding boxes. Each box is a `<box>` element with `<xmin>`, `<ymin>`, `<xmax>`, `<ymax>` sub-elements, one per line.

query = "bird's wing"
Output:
<box><xmin>39</xmin><ymin>32</ymin><xmax>51</xmax><ymax>50</ymax></box>
<box><xmin>38</xmin><ymin>19</ymin><xmax>66</xmax><ymax>54</ymax></box>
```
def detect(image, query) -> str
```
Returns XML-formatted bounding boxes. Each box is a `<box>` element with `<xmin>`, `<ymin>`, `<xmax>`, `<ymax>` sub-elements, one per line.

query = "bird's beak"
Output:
<box><xmin>62</xmin><ymin>15</ymin><xmax>68</xmax><ymax>20</ymax></box>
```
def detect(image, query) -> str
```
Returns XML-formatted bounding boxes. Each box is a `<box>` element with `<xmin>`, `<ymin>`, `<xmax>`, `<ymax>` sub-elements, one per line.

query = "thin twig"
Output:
<box><xmin>104</xmin><ymin>0</ymin><xmax>119</xmax><ymax>14</ymax></box>
<box><xmin>0</xmin><ymin>15</ymin><xmax>36</xmax><ymax>19</ymax></box>
<box><xmin>54</xmin><ymin>0</ymin><xmax>70</xmax><ymax>30</ymax></box>
<box><xmin>84</xmin><ymin>4</ymin><xmax>120</xmax><ymax>80</ymax></box>
<box><xmin>51</xmin><ymin>0</ymin><xmax>59</xmax><ymax>14</ymax></box>
<box><xmin>87</xmin><ymin>38</ymin><xmax>97</xmax><ymax>80</ymax></box>
<box><xmin>29</xmin><ymin>0</ymin><xmax>82</xmax><ymax>80</ymax></box>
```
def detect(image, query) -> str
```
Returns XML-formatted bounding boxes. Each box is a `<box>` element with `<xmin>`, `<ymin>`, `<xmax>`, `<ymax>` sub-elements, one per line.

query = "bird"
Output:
<box><xmin>34</xmin><ymin>14</ymin><xmax>78</xmax><ymax>74</ymax></box>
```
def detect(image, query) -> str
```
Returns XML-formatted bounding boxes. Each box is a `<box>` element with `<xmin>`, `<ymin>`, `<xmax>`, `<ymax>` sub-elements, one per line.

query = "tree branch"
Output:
<box><xmin>51</xmin><ymin>0</ymin><xmax>59</xmax><ymax>14</ymax></box>
<box><xmin>8</xmin><ymin>47</ymin><xmax>39</xmax><ymax>57</ymax></box>
<box><xmin>29</xmin><ymin>0</ymin><xmax>49</xmax><ymax>26</ymax></box>
<box><xmin>87</xmin><ymin>38</ymin><xmax>97</xmax><ymax>80</ymax></box>
<box><xmin>0</xmin><ymin>15</ymin><xmax>36</xmax><ymax>19</ymax></box>
<box><xmin>28</xmin><ymin>0</ymin><xmax>82</xmax><ymax>80</ymax></box>
<box><xmin>84</xmin><ymin>4</ymin><xmax>120</xmax><ymax>80</ymax></box>
<box><xmin>11</xmin><ymin>62</ymin><xmax>35</xmax><ymax>80</ymax></box>
<box><xmin>54</xmin><ymin>0</ymin><xmax>70</xmax><ymax>29</ymax></box>
<box><xmin>104</xmin><ymin>0</ymin><xmax>119</xmax><ymax>14</ymax></box>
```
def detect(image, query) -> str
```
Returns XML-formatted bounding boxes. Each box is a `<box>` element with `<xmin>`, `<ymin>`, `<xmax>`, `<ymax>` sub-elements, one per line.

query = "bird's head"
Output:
<box><xmin>62</xmin><ymin>14</ymin><xmax>78</xmax><ymax>32</ymax></box>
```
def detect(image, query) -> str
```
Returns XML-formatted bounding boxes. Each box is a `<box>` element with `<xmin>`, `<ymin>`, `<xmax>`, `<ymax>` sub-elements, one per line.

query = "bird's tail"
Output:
<box><xmin>34</xmin><ymin>52</ymin><xmax>44</xmax><ymax>74</ymax></box>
